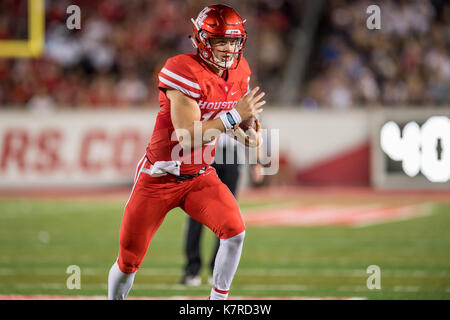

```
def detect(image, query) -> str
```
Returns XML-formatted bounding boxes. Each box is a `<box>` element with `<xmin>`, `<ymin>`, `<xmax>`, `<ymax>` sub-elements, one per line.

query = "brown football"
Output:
<box><xmin>239</xmin><ymin>116</ymin><xmax>256</xmax><ymax>131</ymax></box>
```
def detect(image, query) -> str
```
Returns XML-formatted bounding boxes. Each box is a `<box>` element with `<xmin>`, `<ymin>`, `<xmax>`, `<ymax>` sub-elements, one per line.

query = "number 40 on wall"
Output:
<box><xmin>380</xmin><ymin>116</ymin><xmax>450</xmax><ymax>183</ymax></box>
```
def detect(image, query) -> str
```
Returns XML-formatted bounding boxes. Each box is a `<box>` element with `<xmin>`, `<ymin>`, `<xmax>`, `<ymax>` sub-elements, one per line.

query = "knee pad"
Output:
<box><xmin>117</xmin><ymin>256</ymin><xmax>140</xmax><ymax>274</ymax></box>
<box><xmin>219</xmin><ymin>217</ymin><xmax>246</xmax><ymax>239</ymax></box>
<box><xmin>222</xmin><ymin>230</ymin><xmax>245</xmax><ymax>245</ymax></box>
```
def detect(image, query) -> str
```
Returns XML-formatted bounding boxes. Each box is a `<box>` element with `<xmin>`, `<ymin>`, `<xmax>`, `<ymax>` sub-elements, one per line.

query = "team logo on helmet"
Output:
<box><xmin>196</xmin><ymin>7</ymin><xmax>211</xmax><ymax>28</ymax></box>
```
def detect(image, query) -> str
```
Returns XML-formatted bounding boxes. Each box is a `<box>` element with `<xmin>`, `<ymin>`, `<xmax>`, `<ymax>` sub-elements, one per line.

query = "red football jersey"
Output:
<box><xmin>146</xmin><ymin>53</ymin><xmax>251</xmax><ymax>175</ymax></box>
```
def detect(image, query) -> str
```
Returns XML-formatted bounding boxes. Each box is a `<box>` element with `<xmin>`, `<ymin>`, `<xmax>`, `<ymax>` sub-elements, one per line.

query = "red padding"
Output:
<box><xmin>296</xmin><ymin>142</ymin><xmax>371</xmax><ymax>186</ymax></box>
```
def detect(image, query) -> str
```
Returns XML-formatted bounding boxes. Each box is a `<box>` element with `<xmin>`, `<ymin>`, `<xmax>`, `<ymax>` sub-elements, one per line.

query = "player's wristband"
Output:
<box><xmin>219</xmin><ymin>108</ymin><xmax>242</xmax><ymax>130</ymax></box>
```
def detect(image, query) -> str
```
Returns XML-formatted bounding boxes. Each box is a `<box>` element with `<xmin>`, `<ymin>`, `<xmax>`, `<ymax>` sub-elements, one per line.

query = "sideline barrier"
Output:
<box><xmin>0</xmin><ymin>107</ymin><xmax>448</xmax><ymax>189</ymax></box>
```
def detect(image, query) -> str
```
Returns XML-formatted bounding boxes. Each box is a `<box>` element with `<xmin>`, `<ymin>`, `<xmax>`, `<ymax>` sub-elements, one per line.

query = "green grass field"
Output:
<box><xmin>1</xmin><ymin>190</ymin><xmax>450</xmax><ymax>300</ymax></box>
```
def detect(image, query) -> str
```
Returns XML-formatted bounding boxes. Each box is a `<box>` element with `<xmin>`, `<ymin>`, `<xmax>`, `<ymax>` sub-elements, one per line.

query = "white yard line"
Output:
<box><xmin>393</xmin><ymin>286</ymin><xmax>420</xmax><ymax>293</ymax></box>
<box><xmin>1</xmin><ymin>267</ymin><xmax>447</xmax><ymax>278</ymax></box>
<box><xmin>351</xmin><ymin>203</ymin><xmax>435</xmax><ymax>228</ymax></box>
<box><xmin>336</xmin><ymin>286</ymin><xmax>370</xmax><ymax>292</ymax></box>
<box><xmin>2</xmin><ymin>282</ymin><xmax>443</xmax><ymax>295</ymax></box>
<box><xmin>0</xmin><ymin>294</ymin><xmax>365</xmax><ymax>300</ymax></box>
<box><xmin>3</xmin><ymin>283</ymin><xmax>314</xmax><ymax>291</ymax></box>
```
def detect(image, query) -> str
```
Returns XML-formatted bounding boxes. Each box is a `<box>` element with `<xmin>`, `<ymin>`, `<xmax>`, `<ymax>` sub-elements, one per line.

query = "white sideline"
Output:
<box><xmin>0</xmin><ymin>267</ymin><xmax>446</xmax><ymax>278</ymax></box>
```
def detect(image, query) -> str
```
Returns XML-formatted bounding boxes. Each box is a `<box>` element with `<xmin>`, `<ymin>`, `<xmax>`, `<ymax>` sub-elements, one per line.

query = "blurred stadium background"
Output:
<box><xmin>0</xmin><ymin>0</ymin><xmax>449</xmax><ymax>300</ymax></box>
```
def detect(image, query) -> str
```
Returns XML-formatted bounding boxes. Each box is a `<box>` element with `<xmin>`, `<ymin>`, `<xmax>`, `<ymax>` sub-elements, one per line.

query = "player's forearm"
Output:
<box><xmin>176</xmin><ymin>118</ymin><xmax>226</xmax><ymax>148</ymax></box>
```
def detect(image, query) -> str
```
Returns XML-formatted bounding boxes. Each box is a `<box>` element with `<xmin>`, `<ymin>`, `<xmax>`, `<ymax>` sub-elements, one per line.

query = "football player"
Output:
<box><xmin>108</xmin><ymin>4</ymin><xmax>265</xmax><ymax>300</ymax></box>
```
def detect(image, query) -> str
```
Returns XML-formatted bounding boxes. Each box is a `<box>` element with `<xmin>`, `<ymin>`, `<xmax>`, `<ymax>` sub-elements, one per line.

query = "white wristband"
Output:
<box><xmin>219</xmin><ymin>108</ymin><xmax>242</xmax><ymax>130</ymax></box>
<box><xmin>228</xmin><ymin>108</ymin><xmax>242</xmax><ymax>124</ymax></box>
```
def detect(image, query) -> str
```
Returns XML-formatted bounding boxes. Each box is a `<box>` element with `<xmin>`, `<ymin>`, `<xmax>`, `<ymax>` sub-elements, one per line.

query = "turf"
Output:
<box><xmin>0</xmin><ymin>196</ymin><xmax>449</xmax><ymax>299</ymax></box>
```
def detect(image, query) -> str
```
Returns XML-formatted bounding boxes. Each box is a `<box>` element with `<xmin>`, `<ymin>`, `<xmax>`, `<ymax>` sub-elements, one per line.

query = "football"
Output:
<box><xmin>239</xmin><ymin>116</ymin><xmax>256</xmax><ymax>131</ymax></box>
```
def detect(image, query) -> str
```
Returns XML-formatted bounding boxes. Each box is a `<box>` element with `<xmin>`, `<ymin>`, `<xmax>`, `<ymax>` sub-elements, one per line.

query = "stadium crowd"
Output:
<box><xmin>305</xmin><ymin>0</ymin><xmax>449</xmax><ymax>109</ymax></box>
<box><xmin>0</xmin><ymin>0</ymin><xmax>297</xmax><ymax>111</ymax></box>
<box><xmin>0</xmin><ymin>0</ymin><xmax>448</xmax><ymax>111</ymax></box>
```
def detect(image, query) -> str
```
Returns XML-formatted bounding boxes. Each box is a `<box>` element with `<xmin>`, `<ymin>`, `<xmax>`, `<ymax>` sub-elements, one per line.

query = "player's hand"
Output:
<box><xmin>246</xmin><ymin>118</ymin><xmax>262</xmax><ymax>147</ymax></box>
<box><xmin>235</xmin><ymin>87</ymin><xmax>265</xmax><ymax>121</ymax></box>
<box><xmin>233</xmin><ymin>118</ymin><xmax>262</xmax><ymax>147</ymax></box>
